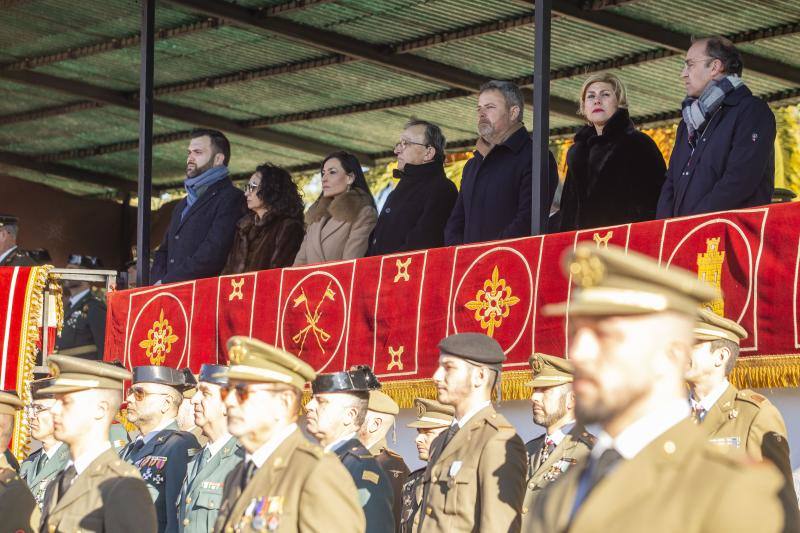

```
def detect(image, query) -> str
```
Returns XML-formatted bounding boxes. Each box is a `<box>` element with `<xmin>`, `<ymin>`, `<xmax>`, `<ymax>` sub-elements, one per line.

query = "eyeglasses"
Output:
<box><xmin>394</xmin><ymin>139</ymin><xmax>429</xmax><ymax>151</ymax></box>
<box><xmin>243</xmin><ymin>183</ymin><xmax>258</xmax><ymax>193</ymax></box>
<box><xmin>220</xmin><ymin>383</ymin><xmax>286</xmax><ymax>403</ymax></box>
<box><xmin>127</xmin><ymin>386</ymin><xmax>170</xmax><ymax>402</ymax></box>
<box><xmin>25</xmin><ymin>405</ymin><xmax>51</xmax><ymax>417</ymax></box>
<box><xmin>683</xmin><ymin>57</ymin><xmax>714</xmax><ymax>69</ymax></box>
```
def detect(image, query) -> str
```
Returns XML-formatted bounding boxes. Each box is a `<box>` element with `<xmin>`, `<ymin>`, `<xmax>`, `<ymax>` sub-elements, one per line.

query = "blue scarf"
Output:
<box><xmin>182</xmin><ymin>165</ymin><xmax>229</xmax><ymax>219</ymax></box>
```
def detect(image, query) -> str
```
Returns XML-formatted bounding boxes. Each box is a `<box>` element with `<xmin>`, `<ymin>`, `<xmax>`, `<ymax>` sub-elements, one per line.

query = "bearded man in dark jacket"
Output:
<box><xmin>151</xmin><ymin>129</ymin><xmax>245</xmax><ymax>284</ymax></box>
<box><xmin>366</xmin><ymin>120</ymin><xmax>457</xmax><ymax>256</ymax></box>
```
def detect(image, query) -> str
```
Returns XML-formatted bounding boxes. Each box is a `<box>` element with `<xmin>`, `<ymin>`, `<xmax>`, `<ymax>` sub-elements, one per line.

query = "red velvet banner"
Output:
<box><xmin>105</xmin><ymin>202</ymin><xmax>800</xmax><ymax>402</ymax></box>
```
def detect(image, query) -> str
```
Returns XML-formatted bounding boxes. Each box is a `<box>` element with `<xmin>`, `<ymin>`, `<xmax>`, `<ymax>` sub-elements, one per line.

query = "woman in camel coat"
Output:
<box><xmin>294</xmin><ymin>151</ymin><xmax>378</xmax><ymax>266</ymax></box>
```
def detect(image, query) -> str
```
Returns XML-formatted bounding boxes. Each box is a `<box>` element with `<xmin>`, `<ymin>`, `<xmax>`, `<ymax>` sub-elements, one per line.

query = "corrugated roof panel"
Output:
<box><xmin>612</xmin><ymin>0</ymin><xmax>800</xmax><ymax>37</ymax></box>
<box><xmin>160</xmin><ymin>61</ymin><xmax>447</xmax><ymax>120</ymax></box>
<box><xmin>0</xmin><ymin>164</ymin><xmax>111</xmax><ymax>197</ymax></box>
<box><xmin>0</xmin><ymin>79</ymin><xmax>76</xmax><ymax>114</ymax></box>
<box><xmin>740</xmin><ymin>34</ymin><xmax>800</xmax><ymax>70</ymax></box>
<box><xmin>282</xmin><ymin>0</ymin><xmax>529</xmax><ymax>45</ymax></box>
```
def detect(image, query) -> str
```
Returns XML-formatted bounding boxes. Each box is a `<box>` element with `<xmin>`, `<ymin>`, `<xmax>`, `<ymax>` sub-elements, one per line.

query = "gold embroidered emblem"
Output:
<box><xmin>729</xmin><ymin>408</ymin><xmax>738</xmax><ymax>420</ymax></box>
<box><xmin>569</xmin><ymin>249</ymin><xmax>605</xmax><ymax>287</ymax></box>
<box><xmin>387</xmin><ymin>346</ymin><xmax>404</xmax><ymax>371</ymax></box>
<box><xmin>697</xmin><ymin>237</ymin><xmax>725</xmax><ymax>315</ymax></box>
<box><xmin>227</xmin><ymin>341</ymin><xmax>247</xmax><ymax>364</ymax></box>
<box><xmin>464</xmin><ymin>265</ymin><xmax>520</xmax><ymax>337</ymax></box>
<box><xmin>48</xmin><ymin>361</ymin><xmax>60</xmax><ymax>378</ymax></box>
<box><xmin>532</xmin><ymin>355</ymin><xmax>543</xmax><ymax>374</ymax></box>
<box><xmin>394</xmin><ymin>258</ymin><xmax>412</xmax><ymax>283</ymax></box>
<box><xmin>228</xmin><ymin>278</ymin><xmax>244</xmax><ymax>301</ymax></box>
<box><xmin>416</xmin><ymin>402</ymin><xmax>425</xmax><ymax>418</ymax></box>
<box><xmin>138</xmin><ymin>309</ymin><xmax>179</xmax><ymax>365</ymax></box>
<box><xmin>291</xmin><ymin>283</ymin><xmax>335</xmax><ymax>356</ymax></box>
<box><xmin>592</xmin><ymin>231</ymin><xmax>613</xmax><ymax>249</ymax></box>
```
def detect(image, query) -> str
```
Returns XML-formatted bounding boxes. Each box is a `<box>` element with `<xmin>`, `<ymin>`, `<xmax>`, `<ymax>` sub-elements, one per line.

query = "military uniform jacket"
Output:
<box><xmin>20</xmin><ymin>443</ymin><xmax>70</xmax><ymax>508</ymax></box>
<box><xmin>701</xmin><ymin>385</ymin><xmax>790</xmax><ymax>469</ymax></box>
<box><xmin>0</xmin><ymin>452</ymin><xmax>39</xmax><ymax>533</ymax></box>
<box><xmin>120</xmin><ymin>421</ymin><xmax>200</xmax><ymax>533</ymax></box>
<box><xmin>40</xmin><ymin>447</ymin><xmax>156</xmax><ymax>533</ymax></box>
<box><xmin>178</xmin><ymin>436</ymin><xmax>243</xmax><ymax>533</ymax></box>
<box><xmin>335</xmin><ymin>438</ymin><xmax>394</xmax><ymax>533</ymax></box>
<box><xmin>0</xmin><ymin>246</ymin><xmax>37</xmax><ymax>266</ymax></box>
<box><xmin>369</xmin><ymin>438</ymin><xmax>411</xmax><ymax>529</ymax></box>
<box><xmin>521</xmin><ymin>425</ymin><xmax>593</xmax><ymax>524</ymax></box>
<box><xmin>418</xmin><ymin>405</ymin><xmax>527</xmax><ymax>533</ymax></box>
<box><xmin>213</xmin><ymin>427</ymin><xmax>365</xmax><ymax>533</ymax></box>
<box><xmin>529</xmin><ymin>418</ymin><xmax>788</xmax><ymax>533</ymax></box>
<box><xmin>399</xmin><ymin>468</ymin><xmax>424</xmax><ymax>533</ymax></box>
<box><xmin>55</xmin><ymin>291</ymin><xmax>107</xmax><ymax>359</ymax></box>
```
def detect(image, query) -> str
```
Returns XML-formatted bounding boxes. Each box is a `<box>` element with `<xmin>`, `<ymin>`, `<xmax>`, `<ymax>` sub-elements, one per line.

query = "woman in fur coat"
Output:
<box><xmin>222</xmin><ymin>163</ymin><xmax>305</xmax><ymax>274</ymax></box>
<box><xmin>558</xmin><ymin>73</ymin><xmax>666</xmax><ymax>232</ymax></box>
<box><xmin>294</xmin><ymin>151</ymin><xmax>378</xmax><ymax>266</ymax></box>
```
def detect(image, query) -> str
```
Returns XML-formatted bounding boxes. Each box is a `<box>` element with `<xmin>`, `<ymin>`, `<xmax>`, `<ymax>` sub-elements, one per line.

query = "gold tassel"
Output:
<box><xmin>115</xmin><ymin>408</ymin><xmax>137</xmax><ymax>433</ymax></box>
<box><xmin>730</xmin><ymin>355</ymin><xmax>800</xmax><ymax>389</ymax></box>
<box><xmin>12</xmin><ymin>266</ymin><xmax>55</xmax><ymax>461</ymax></box>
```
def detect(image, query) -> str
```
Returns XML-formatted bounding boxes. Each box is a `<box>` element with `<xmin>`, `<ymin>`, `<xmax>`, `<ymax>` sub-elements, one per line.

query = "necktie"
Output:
<box><xmin>57</xmin><ymin>465</ymin><xmax>78</xmax><ymax>500</ymax></box>
<box><xmin>571</xmin><ymin>448</ymin><xmax>622</xmax><ymax>517</ymax></box>
<box><xmin>127</xmin><ymin>438</ymin><xmax>145</xmax><ymax>460</ymax></box>
<box><xmin>691</xmin><ymin>404</ymin><xmax>707</xmax><ymax>423</ymax></box>
<box><xmin>537</xmin><ymin>436</ymin><xmax>555</xmax><ymax>470</ymax></box>
<box><xmin>430</xmin><ymin>423</ymin><xmax>459</xmax><ymax>465</ymax></box>
<box><xmin>35</xmin><ymin>451</ymin><xmax>49</xmax><ymax>477</ymax></box>
<box><xmin>240</xmin><ymin>460</ymin><xmax>257</xmax><ymax>492</ymax></box>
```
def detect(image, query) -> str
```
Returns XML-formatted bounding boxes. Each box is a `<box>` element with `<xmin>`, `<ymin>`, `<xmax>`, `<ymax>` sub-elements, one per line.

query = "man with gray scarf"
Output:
<box><xmin>151</xmin><ymin>129</ymin><xmax>245</xmax><ymax>284</ymax></box>
<box><xmin>657</xmin><ymin>36</ymin><xmax>776</xmax><ymax>218</ymax></box>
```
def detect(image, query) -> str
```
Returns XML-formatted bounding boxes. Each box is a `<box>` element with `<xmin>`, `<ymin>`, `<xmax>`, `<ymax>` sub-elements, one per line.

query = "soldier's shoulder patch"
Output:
<box><xmin>362</xmin><ymin>470</ymin><xmax>380</xmax><ymax>484</ymax></box>
<box><xmin>736</xmin><ymin>389</ymin><xmax>769</xmax><ymax>408</ymax></box>
<box><xmin>484</xmin><ymin>412</ymin><xmax>515</xmax><ymax>431</ymax></box>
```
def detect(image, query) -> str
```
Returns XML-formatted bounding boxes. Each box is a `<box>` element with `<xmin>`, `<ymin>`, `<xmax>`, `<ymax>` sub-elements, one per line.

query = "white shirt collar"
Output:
<box><xmin>44</xmin><ymin>441</ymin><xmax>64</xmax><ymax>460</ymax></box>
<box><xmin>0</xmin><ymin>246</ymin><xmax>17</xmax><ymax>264</ymax></box>
<box><xmin>68</xmin><ymin>288</ymin><xmax>91</xmax><ymax>308</ymax></box>
<box><xmin>691</xmin><ymin>380</ymin><xmax>729</xmax><ymax>412</ymax></box>
<box><xmin>456</xmin><ymin>400</ymin><xmax>492</xmax><ymax>429</ymax></box>
<box><xmin>206</xmin><ymin>432</ymin><xmax>233</xmax><ymax>458</ymax></box>
<box><xmin>547</xmin><ymin>421</ymin><xmax>575</xmax><ymax>446</ymax></box>
<box><xmin>324</xmin><ymin>431</ymin><xmax>357</xmax><ymax>453</ymax></box>
<box><xmin>246</xmin><ymin>423</ymin><xmax>297</xmax><ymax>468</ymax></box>
<box><xmin>140</xmin><ymin>417</ymin><xmax>177</xmax><ymax>445</ymax></box>
<box><xmin>591</xmin><ymin>400</ymin><xmax>690</xmax><ymax>461</ymax></box>
<box><xmin>71</xmin><ymin>441</ymin><xmax>112</xmax><ymax>475</ymax></box>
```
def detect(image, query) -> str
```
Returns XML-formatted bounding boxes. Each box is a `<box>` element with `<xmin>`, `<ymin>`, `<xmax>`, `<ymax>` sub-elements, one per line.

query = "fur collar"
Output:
<box><xmin>305</xmin><ymin>188</ymin><xmax>374</xmax><ymax>225</ymax></box>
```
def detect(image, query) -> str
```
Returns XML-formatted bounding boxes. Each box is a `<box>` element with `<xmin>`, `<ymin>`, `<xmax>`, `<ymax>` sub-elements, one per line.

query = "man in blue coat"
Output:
<box><xmin>657</xmin><ymin>36</ymin><xmax>775</xmax><ymax>219</ymax></box>
<box><xmin>444</xmin><ymin>80</ymin><xmax>558</xmax><ymax>245</ymax></box>
<box><xmin>120</xmin><ymin>366</ymin><xmax>201</xmax><ymax>533</ymax></box>
<box><xmin>151</xmin><ymin>129</ymin><xmax>245</xmax><ymax>284</ymax></box>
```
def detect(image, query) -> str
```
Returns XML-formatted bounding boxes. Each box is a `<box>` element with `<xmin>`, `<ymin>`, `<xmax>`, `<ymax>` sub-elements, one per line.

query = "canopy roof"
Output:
<box><xmin>1</xmin><ymin>0</ymin><xmax>798</xmax><ymax>197</ymax></box>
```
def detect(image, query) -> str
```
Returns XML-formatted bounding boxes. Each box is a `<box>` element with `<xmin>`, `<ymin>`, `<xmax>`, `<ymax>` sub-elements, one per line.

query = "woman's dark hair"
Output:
<box><xmin>254</xmin><ymin>163</ymin><xmax>304</xmax><ymax>219</ymax></box>
<box><xmin>320</xmin><ymin>151</ymin><xmax>376</xmax><ymax>208</ymax></box>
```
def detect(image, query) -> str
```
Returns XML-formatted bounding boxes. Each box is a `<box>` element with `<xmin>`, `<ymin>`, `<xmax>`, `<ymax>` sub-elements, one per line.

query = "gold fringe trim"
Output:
<box><xmin>115</xmin><ymin>408</ymin><xmax>137</xmax><ymax>433</ymax></box>
<box><xmin>12</xmin><ymin>266</ymin><xmax>54</xmax><ymax>461</ymax></box>
<box><xmin>729</xmin><ymin>354</ymin><xmax>800</xmax><ymax>389</ymax></box>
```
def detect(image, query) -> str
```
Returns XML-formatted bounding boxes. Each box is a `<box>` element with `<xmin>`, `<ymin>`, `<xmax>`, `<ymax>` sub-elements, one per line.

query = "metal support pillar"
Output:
<box><xmin>136</xmin><ymin>0</ymin><xmax>155</xmax><ymax>286</ymax></box>
<box><xmin>532</xmin><ymin>0</ymin><xmax>552</xmax><ymax>236</ymax></box>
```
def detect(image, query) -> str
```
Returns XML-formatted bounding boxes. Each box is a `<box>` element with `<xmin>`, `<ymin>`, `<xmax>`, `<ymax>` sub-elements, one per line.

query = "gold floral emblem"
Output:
<box><xmin>138</xmin><ymin>309</ymin><xmax>179</xmax><ymax>365</ymax></box>
<box><xmin>416</xmin><ymin>402</ymin><xmax>425</xmax><ymax>418</ymax></box>
<box><xmin>464</xmin><ymin>265</ymin><xmax>520</xmax><ymax>337</ymax></box>
<box><xmin>228</xmin><ymin>342</ymin><xmax>247</xmax><ymax>364</ymax></box>
<box><xmin>531</xmin><ymin>355</ymin><xmax>543</xmax><ymax>374</ymax></box>
<box><xmin>569</xmin><ymin>249</ymin><xmax>606</xmax><ymax>287</ymax></box>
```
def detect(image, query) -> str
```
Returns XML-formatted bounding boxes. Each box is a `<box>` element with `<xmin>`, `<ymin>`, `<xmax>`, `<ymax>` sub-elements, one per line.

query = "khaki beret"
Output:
<box><xmin>526</xmin><ymin>353</ymin><xmax>574</xmax><ymax>388</ymax></box>
<box><xmin>438</xmin><ymin>333</ymin><xmax>505</xmax><ymax>365</ymax></box>
<box><xmin>39</xmin><ymin>354</ymin><xmax>132</xmax><ymax>394</ymax></box>
<box><xmin>694</xmin><ymin>308</ymin><xmax>748</xmax><ymax>344</ymax></box>
<box><xmin>407</xmin><ymin>398</ymin><xmax>455</xmax><ymax>429</ymax></box>
<box><xmin>544</xmin><ymin>244</ymin><xmax>719</xmax><ymax>317</ymax></box>
<box><xmin>368</xmin><ymin>390</ymin><xmax>399</xmax><ymax>415</ymax></box>
<box><xmin>0</xmin><ymin>391</ymin><xmax>23</xmax><ymax>416</ymax></box>
<box><xmin>223</xmin><ymin>336</ymin><xmax>315</xmax><ymax>390</ymax></box>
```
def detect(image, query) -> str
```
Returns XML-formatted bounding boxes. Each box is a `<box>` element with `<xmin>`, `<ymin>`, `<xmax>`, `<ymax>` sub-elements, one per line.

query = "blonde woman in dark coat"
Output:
<box><xmin>294</xmin><ymin>151</ymin><xmax>378</xmax><ymax>266</ymax></box>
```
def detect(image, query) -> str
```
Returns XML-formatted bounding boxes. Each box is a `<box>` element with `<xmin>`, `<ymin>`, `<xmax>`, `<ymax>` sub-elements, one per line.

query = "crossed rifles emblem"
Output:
<box><xmin>291</xmin><ymin>281</ymin><xmax>336</xmax><ymax>356</ymax></box>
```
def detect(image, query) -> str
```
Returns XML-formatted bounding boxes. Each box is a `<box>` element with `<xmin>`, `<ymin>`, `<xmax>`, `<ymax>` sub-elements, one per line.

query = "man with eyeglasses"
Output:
<box><xmin>657</xmin><ymin>36</ymin><xmax>776</xmax><ymax>219</ymax></box>
<box><xmin>306</xmin><ymin>365</ymin><xmax>394</xmax><ymax>533</ymax></box>
<box><xmin>0</xmin><ymin>390</ymin><xmax>38</xmax><ymax>532</ymax></box>
<box><xmin>20</xmin><ymin>377</ymin><xmax>70</xmax><ymax>508</ymax></box>
<box><xmin>177</xmin><ymin>364</ymin><xmax>243</xmax><ymax>533</ymax></box>
<box><xmin>120</xmin><ymin>366</ymin><xmax>200</xmax><ymax>533</ymax></box>
<box><xmin>214</xmin><ymin>336</ymin><xmax>365</xmax><ymax>532</ymax></box>
<box><xmin>366</xmin><ymin>119</ymin><xmax>458</xmax><ymax>257</ymax></box>
<box><xmin>37</xmin><ymin>355</ymin><xmax>156</xmax><ymax>532</ymax></box>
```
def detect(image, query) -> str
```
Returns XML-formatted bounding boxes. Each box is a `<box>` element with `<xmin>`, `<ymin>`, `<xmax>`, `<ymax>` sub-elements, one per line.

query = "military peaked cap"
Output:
<box><xmin>39</xmin><ymin>354</ymin><xmax>132</xmax><ymax>394</ymax></box>
<box><xmin>312</xmin><ymin>365</ymin><xmax>379</xmax><ymax>395</ymax></box>
<box><xmin>694</xmin><ymin>308</ymin><xmax>748</xmax><ymax>344</ymax></box>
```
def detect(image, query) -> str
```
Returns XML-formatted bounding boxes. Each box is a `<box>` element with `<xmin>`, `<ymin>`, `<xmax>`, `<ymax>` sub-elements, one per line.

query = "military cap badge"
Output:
<box><xmin>569</xmin><ymin>248</ymin><xmax>606</xmax><ymax>287</ymax></box>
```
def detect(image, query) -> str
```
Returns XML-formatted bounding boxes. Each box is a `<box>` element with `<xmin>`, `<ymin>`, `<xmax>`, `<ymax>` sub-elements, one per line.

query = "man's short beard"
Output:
<box><xmin>533</xmin><ymin>394</ymin><xmax>568</xmax><ymax>428</ymax></box>
<box><xmin>186</xmin><ymin>157</ymin><xmax>216</xmax><ymax>178</ymax></box>
<box><xmin>478</xmin><ymin>122</ymin><xmax>494</xmax><ymax>139</ymax></box>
